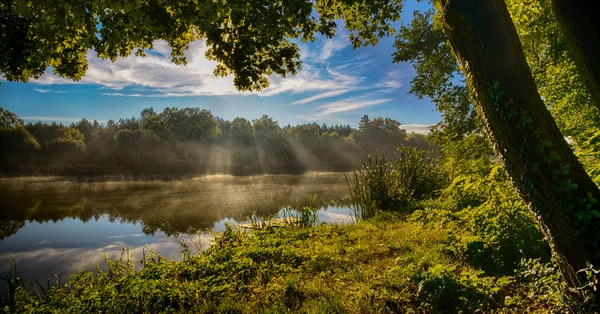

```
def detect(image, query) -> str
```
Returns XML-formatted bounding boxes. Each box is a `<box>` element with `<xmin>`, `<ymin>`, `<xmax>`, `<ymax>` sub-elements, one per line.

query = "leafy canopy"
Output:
<box><xmin>1</xmin><ymin>0</ymin><xmax>402</xmax><ymax>90</ymax></box>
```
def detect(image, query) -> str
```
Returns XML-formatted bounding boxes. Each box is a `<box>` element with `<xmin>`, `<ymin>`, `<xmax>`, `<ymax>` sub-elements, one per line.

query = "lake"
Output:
<box><xmin>0</xmin><ymin>172</ymin><xmax>352</xmax><ymax>286</ymax></box>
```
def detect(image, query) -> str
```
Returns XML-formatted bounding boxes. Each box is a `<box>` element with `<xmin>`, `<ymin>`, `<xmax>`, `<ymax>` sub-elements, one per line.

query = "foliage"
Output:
<box><xmin>507</xmin><ymin>258</ymin><xmax>587</xmax><ymax>312</ymax></box>
<box><xmin>0</xmin><ymin>108</ymin><xmax>23</xmax><ymax>128</ymax></box>
<box><xmin>0</xmin><ymin>107</ymin><xmax>430</xmax><ymax>177</ymax></box>
<box><xmin>0</xmin><ymin>123</ymin><xmax>40</xmax><ymax>172</ymax></box>
<box><xmin>0</xmin><ymin>256</ymin><xmax>22</xmax><ymax>312</ymax></box>
<box><xmin>412</xmin><ymin>159</ymin><xmax>550</xmax><ymax>277</ymax></box>
<box><xmin>0</xmin><ymin>0</ymin><xmax>402</xmax><ymax>91</ymax></box>
<box><xmin>0</xmin><ymin>216</ymin><xmax>542</xmax><ymax>312</ymax></box>
<box><xmin>3</xmin><ymin>0</ymin><xmax>600</xmax><ymax>307</ymax></box>
<box><xmin>393</xmin><ymin>9</ymin><xmax>479</xmax><ymax>144</ymax></box>
<box><xmin>346</xmin><ymin>147</ymin><xmax>445</xmax><ymax>220</ymax></box>
<box><xmin>283</xmin><ymin>195</ymin><xmax>321</xmax><ymax>228</ymax></box>
<box><xmin>4</xmin><ymin>212</ymin><xmax>586</xmax><ymax>313</ymax></box>
<box><xmin>505</xmin><ymin>0</ymin><xmax>600</xmax><ymax>187</ymax></box>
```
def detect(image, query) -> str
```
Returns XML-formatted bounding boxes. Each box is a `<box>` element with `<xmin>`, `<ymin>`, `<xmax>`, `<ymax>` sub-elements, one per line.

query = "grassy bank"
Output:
<box><xmin>2</xmin><ymin>212</ymin><xmax>580</xmax><ymax>313</ymax></box>
<box><xmin>2</xmin><ymin>146</ymin><xmax>591</xmax><ymax>313</ymax></box>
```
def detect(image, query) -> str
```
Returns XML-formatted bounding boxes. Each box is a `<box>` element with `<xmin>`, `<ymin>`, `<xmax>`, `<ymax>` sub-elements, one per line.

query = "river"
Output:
<box><xmin>0</xmin><ymin>172</ymin><xmax>352</xmax><ymax>286</ymax></box>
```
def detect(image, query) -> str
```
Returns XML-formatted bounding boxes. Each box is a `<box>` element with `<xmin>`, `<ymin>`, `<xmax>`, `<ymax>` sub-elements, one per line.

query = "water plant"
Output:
<box><xmin>346</xmin><ymin>147</ymin><xmax>445</xmax><ymax>221</ymax></box>
<box><xmin>0</xmin><ymin>256</ymin><xmax>22</xmax><ymax>311</ymax></box>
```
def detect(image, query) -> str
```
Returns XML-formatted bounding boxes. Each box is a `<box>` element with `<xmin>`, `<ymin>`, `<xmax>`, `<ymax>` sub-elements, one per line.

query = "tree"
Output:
<box><xmin>550</xmin><ymin>0</ymin><xmax>600</xmax><ymax>114</ymax></box>
<box><xmin>159</xmin><ymin>107</ymin><xmax>219</xmax><ymax>142</ymax></box>
<box><xmin>506</xmin><ymin>0</ymin><xmax>600</xmax><ymax>183</ymax></box>
<box><xmin>230</xmin><ymin>117</ymin><xmax>254</xmax><ymax>146</ymax></box>
<box><xmin>0</xmin><ymin>108</ymin><xmax>40</xmax><ymax>172</ymax></box>
<box><xmin>356</xmin><ymin>116</ymin><xmax>406</xmax><ymax>153</ymax></box>
<box><xmin>46</xmin><ymin>127</ymin><xmax>86</xmax><ymax>162</ymax></box>
<box><xmin>3</xmin><ymin>0</ymin><xmax>600</xmax><ymax>300</ymax></box>
<box><xmin>25</xmin><ymin>121</ymin><xmax>64</xmax><ymax>149</ymax></box>
<box><xmin>393</xmin><ymin>10</ymin><xmax>479</xmax><ymax>144</ymax></box>
<box><xmin>0</xmin><ymin>126</ymin><xmax>40</xmax><ymax>172</ymax></box>
<box><xmin>438</xmin><ymin>0</ymin><xmax>600</xmax><ymax>298</ymax></box>
<box><xmin>0</xmin><ymin>107</ymin><xmax>24</xmax><ymax>128</ymax></box>
<box><xmin>72</xmin><ymin>119</ymin><xmax>95</xmax><ymax>145</ymax></box>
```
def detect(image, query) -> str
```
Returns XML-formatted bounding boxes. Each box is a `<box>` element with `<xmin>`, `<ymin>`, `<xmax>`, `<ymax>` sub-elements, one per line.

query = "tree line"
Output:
<box><xmin>0</xmin><ymin>107</ymin><xmax>433</xmax><ymax>177</ymax></box>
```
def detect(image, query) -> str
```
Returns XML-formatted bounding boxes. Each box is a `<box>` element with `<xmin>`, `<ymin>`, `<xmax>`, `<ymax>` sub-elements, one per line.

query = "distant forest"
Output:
<box><xmin>0</xmin><ymin>107</ymin><xmax>434</xmax><ymax>176</ymax></box>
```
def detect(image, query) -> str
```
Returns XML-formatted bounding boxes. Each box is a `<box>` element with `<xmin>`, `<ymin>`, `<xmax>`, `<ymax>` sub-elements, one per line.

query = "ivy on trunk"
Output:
<box><xmin>439</xmin><ymin>0</ymin><xmax>600</xmax><ymax>301</ymax></box>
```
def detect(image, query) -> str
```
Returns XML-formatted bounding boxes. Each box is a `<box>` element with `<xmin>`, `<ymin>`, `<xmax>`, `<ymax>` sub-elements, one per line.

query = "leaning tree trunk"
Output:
<box><xmin>551</xmin><ymin>0</ymin><xmax>600</xmax><ymax>114</ymax></box>
<box><xmin>438</xmin><ymin>0</ymin><xmax>600</xmax><ymax>300</ymax></box>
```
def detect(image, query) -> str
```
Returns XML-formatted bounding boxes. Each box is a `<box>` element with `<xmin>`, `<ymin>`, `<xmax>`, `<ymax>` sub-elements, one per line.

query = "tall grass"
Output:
<box><xmin>282</xmin><ymin>194</ymin><xmax>320</xmax><ymax>228</ymax></box>
<box><xmin>346</xmin><ymin>147</ymin><xmax>445</xmax><ymax>221</ymax></box>
<box><xmin>345</xmin><ymin>153</ymin><xmax>398</xmax><ymax>221</ymax></box>
<box><xmin>247</xmin><ymin>195</ymin><xmax>321</xmax><ymax>229</ymax></box>
<box><xmin>0</xmin><ymin>256</ymin><xmax>23</xmax><ymax>311</ymax></box>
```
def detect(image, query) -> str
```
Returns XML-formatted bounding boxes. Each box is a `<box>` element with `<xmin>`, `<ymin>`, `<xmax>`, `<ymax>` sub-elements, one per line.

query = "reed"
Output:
<box><xmin>345</xmin><ymin>153</ymin><xmax>398</xmax><ymax>221</ymax></box>
<box><xmin>345</xmin><ymin>148</ymin><xmax>445</xmax><ymax>221</ymax></box>
<box><xmin>0</xmin><ymin>256</ymin><xmax>23</xmax><ymax>311</ymax></box>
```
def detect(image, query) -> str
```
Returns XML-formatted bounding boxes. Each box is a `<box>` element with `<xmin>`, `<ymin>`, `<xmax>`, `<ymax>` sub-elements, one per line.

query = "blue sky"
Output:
<box><xmin>0</xmin><ymin>1</ymin><xmax>437</xmax><ymax>134</ymax></box>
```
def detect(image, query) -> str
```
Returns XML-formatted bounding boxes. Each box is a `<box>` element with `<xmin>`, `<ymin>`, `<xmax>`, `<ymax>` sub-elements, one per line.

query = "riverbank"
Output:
<box><xmin>3</xmin><ymin>213</ymin><xmax>577</xmax><ymax>313</ymax></box>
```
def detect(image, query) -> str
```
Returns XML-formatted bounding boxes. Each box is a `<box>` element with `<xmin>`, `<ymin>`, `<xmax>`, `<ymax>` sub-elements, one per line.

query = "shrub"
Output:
<box><xmin>346</xmin><ymin>147</ymin><xmax>445</xmax><ymax>220</ymax></box>
<box><xmin>411</xmin><ymin>162</ymin><xmax>550</xmax><ymax>276</ymax></box>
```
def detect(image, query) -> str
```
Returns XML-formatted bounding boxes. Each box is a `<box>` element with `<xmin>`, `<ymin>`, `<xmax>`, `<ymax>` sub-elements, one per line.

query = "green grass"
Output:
<box><xmin>345</xmin><ymin>153</ymin><xmax>397</xmax><ymax>220</ymax></box>
<box><xmin>3</xmin><ymin>212</ymin><xmax>578</xmax><ymax>313</ymax></box>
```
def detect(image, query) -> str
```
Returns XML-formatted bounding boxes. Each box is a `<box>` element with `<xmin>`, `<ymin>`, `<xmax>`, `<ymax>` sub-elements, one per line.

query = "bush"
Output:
<box><xmin>411</xmin><ymin>162</ymin><xmax>550</xmax><ymax>276</ymax></box>
<box><xmin>346</xmin><ymin>147</ymin><xmax>446</xmax><ymax>220</ymax></box>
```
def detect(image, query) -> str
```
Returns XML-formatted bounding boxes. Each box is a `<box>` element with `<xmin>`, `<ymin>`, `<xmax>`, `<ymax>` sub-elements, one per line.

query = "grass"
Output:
<box><xmin>2</xmin><ymin>211</ymin><xmax>574</xmax><ymax>313</ymax></box>
<box><xmin>345</xmin><ymin>148</ymin><xmax>444</xmax><ymax>221</ymax></box>
<box><xmin>345</xmin><ymin>153</ymin><xmax>397</xmax><ymax>221</ymax></box>
<box><xmin>0</xmin><ymin>256</ymin><xmax>22</xmax><ymax>312</ymax></box>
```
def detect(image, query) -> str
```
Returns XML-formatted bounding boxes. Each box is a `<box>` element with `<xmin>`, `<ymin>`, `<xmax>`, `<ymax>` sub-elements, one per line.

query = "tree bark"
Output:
<box><xmin>438</xmin><ymin>0</ymin><xmax>600</xmax><ymax>300</ymax></box>
<box><xmin>551</xmin><ymin>0</ymin><xmax>600</xmax><ymax>114</ymax></box>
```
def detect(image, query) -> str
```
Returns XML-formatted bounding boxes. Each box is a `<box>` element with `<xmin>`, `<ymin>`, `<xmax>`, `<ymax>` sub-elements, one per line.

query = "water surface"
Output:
<box><xmin>0</xmin><ymin>173</ymin><xmax>352</xmax><ymax>285</ymax></box>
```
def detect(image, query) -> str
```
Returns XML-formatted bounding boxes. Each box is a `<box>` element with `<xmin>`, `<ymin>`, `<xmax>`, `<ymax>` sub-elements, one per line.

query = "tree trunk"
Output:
<box><xmin>438</xmin><ymin>0</ymin><xmax>600</xmax><ymax>300</ymax></box>
<box><xmin>551</xmin><ymin>0</ymin><xmax>600</xmax><ymax>114</ymax></box>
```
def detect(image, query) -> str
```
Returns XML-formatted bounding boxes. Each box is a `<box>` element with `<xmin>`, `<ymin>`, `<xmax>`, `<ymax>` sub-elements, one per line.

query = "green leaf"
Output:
<box><xmin>578</xmin><ymin>211</ymin><xmax>591</xmax><ymax>221</ymax></box>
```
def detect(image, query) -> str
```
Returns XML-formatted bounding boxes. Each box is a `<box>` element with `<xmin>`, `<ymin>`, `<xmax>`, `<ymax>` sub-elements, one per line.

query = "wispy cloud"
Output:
<box><xmin>102</xmin><ymin>92</ymin><xmax>145</xmax><ymax>97</ymax></box>
<box><xmin>318</xmin><ymin>98</ymin><xmax>394</xmax><ymax>115</ymax></box>
<box><xmin>376</xmin><ymin>70</ymin><xmax>403</xmax><ymax>89</ymax></box>
<box><xmin>21</xmin><ymin>116</ymin><xmax>107</xmax><ymax>123</ymax></box>
<box><xmin>33</xmin><ymin>40</ymin><xmax>362</xmax><ymax>98</ymax></box>
<box><xmin>289</xmin><ymin>89</ymin><xmax>350</xmax><ymax>105</ymax></box>
<box><xmin>319</xmin><ymin>36</ymin><xmax>349</xmax><ymax>62</ymax></box>
<box><xmin>34</xmin><ymin>88</ymin><xmax>51</xmax><ymax>93</ymax></box>
<box><xmin>402</xmin><ymin>124</ymin><xmax>432</xmax><ymax>134</ymax></box>
<box><xmin>29</xmin><ymin>36</ymin><xmax>407</xmax><ymax>121</ymax></box>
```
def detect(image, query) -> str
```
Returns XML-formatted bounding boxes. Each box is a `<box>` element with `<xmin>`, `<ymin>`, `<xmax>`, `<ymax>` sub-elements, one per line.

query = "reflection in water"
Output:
<box><xmin>0</xmin><ymin>173</ymin><xmax>351</xmax><ymax>286</ymax></box>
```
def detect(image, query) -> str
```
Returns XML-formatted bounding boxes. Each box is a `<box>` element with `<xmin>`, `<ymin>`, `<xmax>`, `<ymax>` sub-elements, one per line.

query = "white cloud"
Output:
<box><xmin>101</xmin><ymin>92</ymin><xmax>145</xmax><ymax>97</ymax></box>
<box><xmin>33</xmin><ymin>88</ymin><xmax>71</xmax><ymax>94</ymax></box>
<box><xmin>34</xmin><ymin>41</ymin><xmax>239</xmax><ymax>96</ymax></box>
<box><xmin>375</xmin><ymin>70</ymin><xmax>403</xmax><ymax>89</ymax></box>
<box><xmin>289</xmin><ymin>89</ymin><xmax>350</xmax><ymax>105</ymax></box>
<box><xmin>28</xmin><ymin>38</ymin><xmax>411</xmax><ymax>121</ymax></box>
<box><xmin>318</xmin><ymin>98</ymin><xmax>393</xmax><ymax>115</ymax></box>
<box><xmin>21</xmin><ymin>116</ymin><xmax>107</xmax><ymax>123</ymax></box>
<box><xmin>319</xmin><ymin>36</ymin><xmax>350</xmax><ymax>62</ymax></box>
<box><xmin>34</xmin><ymin>40</ymin><xmax>359</xmax><ymax>98</ymax></box>
<box><xmin>402</xmin><ymin>124</ymin><xmax>432</xmax><ymax>134</ymax></box>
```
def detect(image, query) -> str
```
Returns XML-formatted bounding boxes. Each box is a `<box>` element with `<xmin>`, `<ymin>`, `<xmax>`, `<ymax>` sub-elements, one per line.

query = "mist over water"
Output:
<box><xmin>0</xmin><ymin>107</ymin><xmax>436</xmax><ymax>293</ymax></box>
<box><xmin>0</xmin><ymin>173</ymin><xmax>351</xmax><ymax>286</ymax></box>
